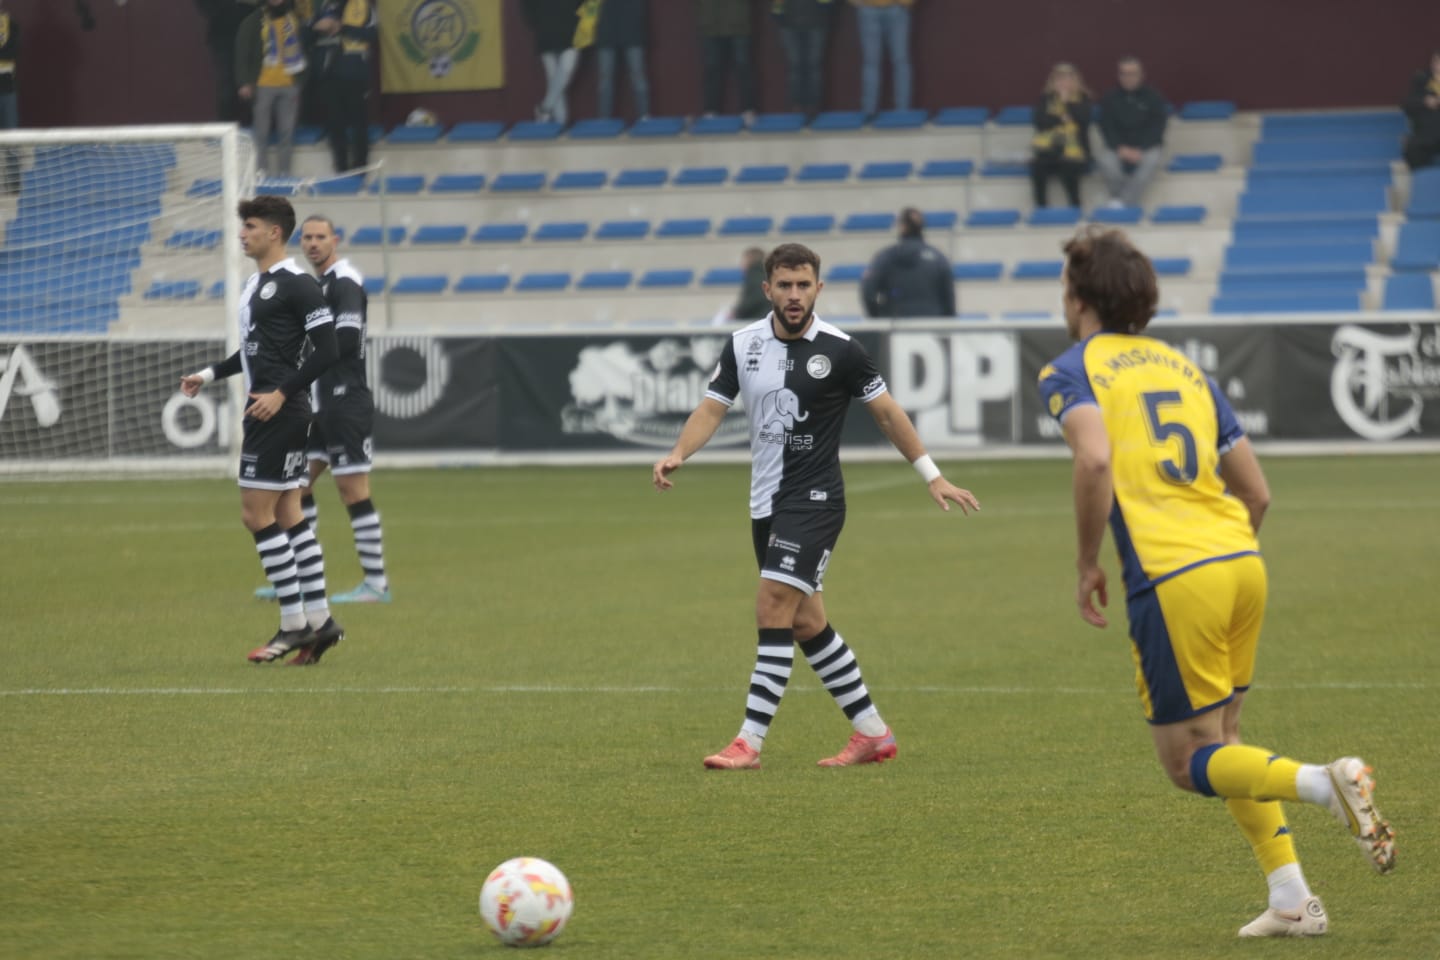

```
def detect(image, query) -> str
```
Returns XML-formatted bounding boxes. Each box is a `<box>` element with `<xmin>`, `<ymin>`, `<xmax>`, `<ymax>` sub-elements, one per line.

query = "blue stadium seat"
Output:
<box><xmin>719</xmin><ymin>216</ymin><xmax>773</xmax><ymax>236</ymax></box>
<box><xmin>674</xmin><ymin>166</ymin><xmax>728</xmax><ymax>186</ymax></box>
<box><xmin>638</xmin><ymin>269</ymin><xmax>694</xmax><ymax>288</ymax></box>
<box><xmin>1089</xmin><ymin>205</ymin><xmax>1143</xmax><ymax>224</ymax></box>
<box><xmin>292</xmin><ymin>125</ymin><xmax>325</xmax><ymax>146</ymax></box>
<box><xmin>751</xmin><ymin>113</ymin><xmax>806</xmax><ymax>134</ymax></box>
<box><xmin>781</xmin><ymin>214</ymin><xmax>835</xmax><ymax>234</ymax></box>
<box><xmin>508</xmin><ymin>121</ymin><xmax>564</xmax><ymax>141</ymax></box>
<box><xmin>143</xmin><ymin>279</ymin><xmax>202</xmax><ymax>300</ymax></box>
<box><xmin>387</xmin><ymin>124</ymin><xmax>443</xmax><ymax>144</ymax></box>
<box><xmin>515</xmin><ymin>272</ymin><xmax>571</xmax><ymax>292</ymax></box>
<box><xmin>390</xmin><ymin>274</ymin><xmax>448</xmax><ymax>294</ymax></box>
<box><xmin>1167</xmin><ymin>154</ymin><xmax>1224</xmax><ymax>173</ymax></box>
<box><xmin>187</xmin><ymin>178</ymin><xmax>222</xmax><ymax>198</ymax></box>
<box><xmin>253</xmin><ymin>178</ymin><xmax>300</xmax><ymax>196</ymax></box>
<box><xmin>533</xmin><ymin>221</ymin><xmax>590</xmax><ymax>241</ymax></box>
<box><xmin>577</xmin><ymin>270</ymin><xmax>634</xmax><ymax>290</ymax></box>
<box><xmin>1211</xmin><ymin>292</ymin><xmax>1360</xmax><ymax>313</ymax></box>
<box><xmin>1151</xmin><ymin>205</ymin><xmax>1207</xmax><ymax>223</ymax></box>
<box><xmin>552</xmin><ymin>170</ymin><xmax>609</xmax><ymax>190</ymax></box>
<box><xmin>656</xmin><ymin>218</ymin><xmax>711</xmax><ymax>238</ymax></box>
<box><xmin>370</xmin><ymin>174</ymin><xmax>425</xmax><ymax>195</ymax></box>
<box><xmin>595</xmin><ymin>220</ymin><xmax>650</xmax><ymax>240</ymax></box>
<box><xmin>859</xmin><ymin>161</ymin><xmax>914</xmax><ymax>181</ymax></box>
<box><xmin>1028</xmin><ymin>207</ymin><xmax>1081</xmax><ymax>227</ymax></box>
<box><xmin>447</xmin><ymin>121</ymin><xmax>505</xmax><ymax>143</ymax></box>
<box><xmin>1260</xmin><ymin>111</ymin><xmax>1406</xmax><ymax>140</ymax></box>
<box><xmin>312</xmin><ymin>174</ymin><xmax>367</xmax><ymax>196</ymax></box>
<box><xmin>919</xmin><ymin>159</ymin><xmax>975</xmax><ymax>179</ymax></box>
<box><xmin>923</xmin><ymin>210</ymin><xmax>958</xmax><ymax>230</ymax></box>
<box><xmin>455</xmin><ymin>273</ymin><xmax>510</xmax><ymax>293</ymax></box>
<box><xmin>568</xmin><ymin>118</ymin><xmax>626</xmax><ymax>139</ymax></box>
<box><xmin>980</xmin><ymin>160</ymin><xmax>1029</xmax><ymax>177</ymax></box>
<box><xmin>208</xmin><ymin>279</ymin><xmax>225</xmax><ymax>299</ymax></box>
<box><xmin>828</xmin><ymin>264</ymin><xmax>866</xmax><ymax>283</ymax></box>
<box><xmin>796</xmin><ymin>163</ymin><xmax>851</xmax><ymax>183</ymax></box>
<box><xmin>965</xmin><ymin>209</ymin><xmax>1021</xmax><ymax>228</ymax></box>
<box><xmin>1224</xmin><ymin>241</ymin><xmax>1373</xmax><ymax>271</ymax></box>
<box><xmin>811</xmin><ymin>111</ymin><xmax>866</xmax><ymax>132</ymax></box>
<box><xmin>1382</xmin><ymin>273</ymin><xmax>1435</xmax><ymax>310</ymax></box>
<box><xmin>165</xmin><ymin>229</ymin><xmax>222</xmax><ymax>250</ymax></box>
<box><xmin>1217</xmin><ymin>271</ymin><xmax>1368</xmax><ymax>295</ymax></box>
<box><xmin>349</xmin><ymin>226</ymin><xmax>406</xmax><ymax>245</ymax></box>
<box><xmin>430</xmin><ymin>173</ymin><xmax>487</xmax><ymax>193</ymax></box>
<box><xmin>1252</xmin><ymin>139</ymin><xmax>1400</xmax><ymax>167</ymax></box>
<box><xmin>1391</xmin><ymin>221</ymin><xmax>1440</xmax><ymax>271</ymax></box>
<box><xmin>614</xmin><ymin>168</ymin><xmax>668</xmax><ymax>188</ymax></box>
<box><xmin>993</xmin><ymin>105</ymin><xmax>1033</xmax><ymax>126</ymax></box>
<box><xmin>692</xmin><ymin>115</ymin><xmax>745</xmax><ymax>136</ymax></box>
<box><xmin>736</xmin><ymin>164</ymin><xmax>789</xmax><ymax>185</ymax></box>
<box><xmin>702</xmin><ymin>267</ymin><xmax>743</xmax><ymax>286</ymax></box>
<box><xmin>472</xmin><ymin>223</ymin><xmax>528</xmax><ymax>243</ymax></box>
<box><xmin>1012</xmin><ymin>260</ymin><xmax>1063</xmax><ymax>280</ymax></box>
<box><xmin>490</xmin><ymin>172</ymin><xmax>548</xmax><ymax>192</ymax></box>
<box><xmin>411</xmin><ymin>224</ymin><xmax>467</xmax><ymax>245</ymax></box>
<box><xmin>1406</xmin><ymin>168</ymin><xmax>1440</xmax><ymax>218</ymax></box>
<box><xmin>629</xmin><ymin>116</ymin><xmax>687</xmax><ymax>137</ymax></box>
<box><xmin>872</xmin><ymin>109</ymin><xmax>929</xmax><ymax>129</ymax></box>
<box><xmin>1179</xmin><ymin>101</ymin><xmax>1236</xmax><ymax>120</ymax></box>
<box><xmin>1152</xmin><ymin>257</ymin><xmax>1193</xmax><ymax>276</ymax></box>
<box><xmin>841</xmin><ymin>212</ymin><xmax>894</xmax><ymax>232</ymax></box>
<box><xmin>932</xmin><ymin>106</ymin><xmax>989</xmax><ymax>127</ymax></box>
<box><xmin>363</xmin><ymin>276</ymin><xmax>386</xmax><ymax>294</ymax></box>
<box><xmin>953</xmin><ymin>262</ymin><xmax>1003</xmax><ymax>281</ymax></box>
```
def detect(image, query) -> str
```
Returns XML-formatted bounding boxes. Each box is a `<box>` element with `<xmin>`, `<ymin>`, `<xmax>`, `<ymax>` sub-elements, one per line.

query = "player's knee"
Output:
<box><xmin>1159</xmin><ymin>753</ymin><xmax>1198</xmax><ymax>793</ymax></box>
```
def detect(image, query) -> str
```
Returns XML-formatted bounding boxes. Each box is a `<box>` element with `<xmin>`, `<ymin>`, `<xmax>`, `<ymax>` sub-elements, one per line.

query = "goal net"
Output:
<box><xmin>0</xmin><ymin>124</ymin><xmax>252</xmax><ymax>477</ymax></box>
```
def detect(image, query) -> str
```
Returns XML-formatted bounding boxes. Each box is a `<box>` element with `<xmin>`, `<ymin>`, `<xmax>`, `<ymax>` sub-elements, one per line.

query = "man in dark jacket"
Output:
<box><xmin>861</xmin><ymin>209</ymin><xmax>955</xmax><ymax>319</ymax></box>
<box><xmin>1403</xmin><ymin>51</ymin><xmax>1440</xmax><ymax>170</ymax></box>
<box><xmin>730</xmin><ymin>247</ymin><xmax>769</xmax><ymax>321</ymax></box>
<box><xmin>696</xmin><ymin>0</ymin><xmax>755</xmax><ymax>117</ymax></box>
<box><xmin>1095</xmin><ymin>56</ymin><xmax>1167</xmax><ymax>208</ymax></box>
<box><xmin>0</xmin><ymin>0</ymin><xmax>17</xmax><ymax>192</ymax></box>
<box><xmin>311</xmin><ymin>0</ymin><xmax>376</xmax><ymax>173</ymax></box>
<box><xmin>775</xmin><ymin>0</ymin><xmax>834</xmax><ymax>117</ymax></box>
<box><xmin>596</xmin><ymin>0</ymin><xmax>649</xmax><ymax>120</ymax></box>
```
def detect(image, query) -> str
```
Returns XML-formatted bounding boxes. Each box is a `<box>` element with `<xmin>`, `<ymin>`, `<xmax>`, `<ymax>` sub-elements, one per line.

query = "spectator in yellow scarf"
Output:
<box><xmin>1029</xmin><ymin>62</ymin><xmax>1093</xmax><ymax>209</ymax></box>
<box><xmin>236</xmin><ymin>0</ymin><xmax>309</xmax><ymax>177</ymax></box>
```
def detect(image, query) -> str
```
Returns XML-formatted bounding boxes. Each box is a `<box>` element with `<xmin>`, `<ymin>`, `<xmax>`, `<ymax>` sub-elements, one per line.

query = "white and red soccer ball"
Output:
<box><xmin>478</xmin><ymin>857</ymin><xmax>573</xmax><ymax>947</ymax></box>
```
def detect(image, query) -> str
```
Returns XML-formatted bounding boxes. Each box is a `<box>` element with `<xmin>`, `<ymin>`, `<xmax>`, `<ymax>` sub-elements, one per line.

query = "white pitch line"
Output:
<box><xmin>0</xmin><ymin>681</ymin><xmax>1430</xmax><ymax>698</ymax></box>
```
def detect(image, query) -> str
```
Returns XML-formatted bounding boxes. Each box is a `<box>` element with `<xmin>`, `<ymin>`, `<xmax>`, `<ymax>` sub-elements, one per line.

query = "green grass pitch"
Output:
<box><xmin>2</xmin><ymin>455</ymin><xmax>1437</xmax><ymax>959</ymax></box>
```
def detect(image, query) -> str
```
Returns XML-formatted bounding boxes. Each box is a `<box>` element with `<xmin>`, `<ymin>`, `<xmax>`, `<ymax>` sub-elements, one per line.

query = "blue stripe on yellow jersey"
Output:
<box><xmin>1038</xmin><ymin>333</ymin><xmax>1257</xmax><ymax>597</ymax></box>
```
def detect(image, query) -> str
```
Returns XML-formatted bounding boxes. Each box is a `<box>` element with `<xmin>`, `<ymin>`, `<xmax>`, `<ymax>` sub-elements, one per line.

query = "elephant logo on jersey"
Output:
<box><xmin>0</xmin><ymin>344</ymin><xmax>61</xmax><ymax>428</ymax></box>
<box><xmin>1330</xmin><ymin>324</ymin><xmax>1440</xmax><ymax>441</ymax></box>
<box><xmin>758</xmin><ymin>388</ymin><xmax>809</xmax><ymax>441</ymax></box>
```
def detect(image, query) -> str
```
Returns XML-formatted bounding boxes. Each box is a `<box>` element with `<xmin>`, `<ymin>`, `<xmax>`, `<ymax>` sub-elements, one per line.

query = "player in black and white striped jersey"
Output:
<box><xmin>654</xmin><ymin>242</ymin><xmax>981</xmax><ymax>769</ymax></box>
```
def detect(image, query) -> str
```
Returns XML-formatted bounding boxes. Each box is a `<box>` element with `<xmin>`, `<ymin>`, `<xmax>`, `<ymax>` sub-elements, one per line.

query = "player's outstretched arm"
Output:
<box><xmin>654</xmin><ymin>397</ymin><xmax>729</xmax><ymax>491</ymax></box>
<box><xmin>866</xmin><ymin>392</ymin><xmax>980</xmax><ymax>513</ymax></box>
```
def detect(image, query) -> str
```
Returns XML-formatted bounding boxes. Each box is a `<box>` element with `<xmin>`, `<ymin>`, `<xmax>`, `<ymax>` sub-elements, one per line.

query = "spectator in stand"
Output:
<box><xmin>195</xmin><ymin>0</ymin><xmax>254</xmax><ymax>123</ymax></box>
<box><xmin>236</xmin><ymin>0</ymin><xmax>310</xmax><ymax>178</ymax></box>
<box><xmin>1402</xmin><ymin>51</ymin><xmax>1440</xmax><ymax>170</ymax></box>
<box><xmin>851</xmin><ymin>0</ymin><xmax>911</xmax><ymax>120</ymax></box>
<box><xmin>311</xmin><ymin>0</ymin><xmax>377</xmax><ymax>174</ymax></box>
<box><xmin>861</xmin><ymin>208</ymin><xmax>955</xmax><ymax>319</ymax></box>
<box><xmin>696</xmin><ymin>0</ymin><xmax>756</xmax><ymax>120</ymax></box>
<box><xmin>732</xmin><ymin>247</ymin><xmax>770</xmax><ymax>321</ymax></box>
<box><xmin>1095</xmin><ymin>56</ymin><xmax>1167</xmax><ymax>209</ymax></box>
<box><xmin>596</xmin><ymin>0</ymin><xmax>650</xmax><ymax>121</ymax></box>
<box><xmin>0</xmin><ymin>0</ymin><xmax>18</xmax><ymax>193</ymax></box>
<box><xmin>520</xmin><ymin>0</ymin><xmax>579</xmax><ymax>125</ymax></box>
<box><xmin>1029</xmin><ymin>63</ymin><xmax>1093</xmax><ymax>209</ymax></box>
<box><xmin>774</xmin><ymin>0</ymin><xmax>835</xmax><ymax>118</ymax></box>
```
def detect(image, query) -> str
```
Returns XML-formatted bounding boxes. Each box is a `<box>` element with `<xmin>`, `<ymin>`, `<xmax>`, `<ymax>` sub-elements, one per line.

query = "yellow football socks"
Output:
<box><xmin>1226</xmin><ymin>798</ymin><xmax>1298</xmax><ymax>874</ymax></box>
<box><xmin>1202</xmin><ymin>745</ymin><xmax>1302</xmax><ymax>801</ymax></box>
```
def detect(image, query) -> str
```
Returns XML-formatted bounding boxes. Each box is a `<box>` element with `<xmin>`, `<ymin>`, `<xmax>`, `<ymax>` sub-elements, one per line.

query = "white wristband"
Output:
<box><xmin>189</xmin><ymin>367</ymin><xmax>216</xmax><ymax>385</ymax></box>
<box><xmin>912</xmin><ymin>454</ymin><xmax>941</xmax><ymax>484</ymax></box>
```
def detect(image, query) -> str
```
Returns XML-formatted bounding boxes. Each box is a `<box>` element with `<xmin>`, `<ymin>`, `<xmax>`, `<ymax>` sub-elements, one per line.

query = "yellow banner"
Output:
<box><xmin>379</xmin><ymin>0</ymin><xmax>504</xmax><ymax>93</ymax></box>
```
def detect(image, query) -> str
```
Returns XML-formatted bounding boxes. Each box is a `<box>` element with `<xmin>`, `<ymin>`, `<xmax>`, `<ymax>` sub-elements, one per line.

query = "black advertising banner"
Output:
<box><xmin>1017</xmin><ymin>324</ymin><xmax>1276</xmax><ymax>444</ymax></box>
<box><xmin>0</xmin><ymin>341</ymin><xmax>109</xmax><ymax>459</ymax></box>
<box><xmin>112</xmin><ymin>341</ymin><xmax>231</xmax><ymax>456</ymax></box>
<box><xmin>499</xmin><ymin>332</ymin><xmax>887</xmax><ymax>451</ymax></box>
<box><xmin>369</xmin><ymin>336</ymin><xmax>499</xmax><ymax>449</ymax></box>
<box><xmin>1272</xmin><ymin>322</ymin><xmax>1440</xmax><ymax>441</ymax></box>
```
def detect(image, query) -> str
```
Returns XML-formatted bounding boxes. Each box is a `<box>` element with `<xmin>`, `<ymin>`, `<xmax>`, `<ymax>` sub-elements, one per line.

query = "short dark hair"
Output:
<box><xmin>764</xmin><ymin>242</ymin><xmax>821</xmax><ymax>280</ymax></box>
<box><xmin>301</xmin><ymin>214</ymin><xmax>337</xmax><ymax>234</ymax></box>
<box><xmin>1063</xmin><ymin>227</ymin><xmax>1158</xmax><ymax>334</ymax></box>
<box><xmin>238</xmin><ymin>195</ymin><xmax>297</xmax><ymax>243</ymax></box>
<box><xmin>899</xmin><ymin>207</ymin><xmax>924</xmax><ymax>238</ymax></box>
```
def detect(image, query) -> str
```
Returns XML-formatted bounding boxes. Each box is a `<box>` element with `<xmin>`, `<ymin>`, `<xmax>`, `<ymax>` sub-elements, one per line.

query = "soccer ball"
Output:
<box><xmin>478</xmin><ymin>857</ymin><xmax>573</xmax><ymax>947</ymax></box>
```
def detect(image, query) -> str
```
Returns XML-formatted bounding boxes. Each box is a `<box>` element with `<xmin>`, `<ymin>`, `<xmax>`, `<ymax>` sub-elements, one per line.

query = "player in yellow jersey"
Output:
<box><xmin>1038</xmin><ymin>228</ymin><xmax>1395</xmax><ymax>938</ymax></box>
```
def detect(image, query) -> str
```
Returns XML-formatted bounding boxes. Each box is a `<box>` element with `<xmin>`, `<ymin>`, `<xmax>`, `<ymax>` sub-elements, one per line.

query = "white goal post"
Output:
<box><xmin>0</xmin><ymin>123</ymin><xmax>252</xmax><ymax>477</ymax></box>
